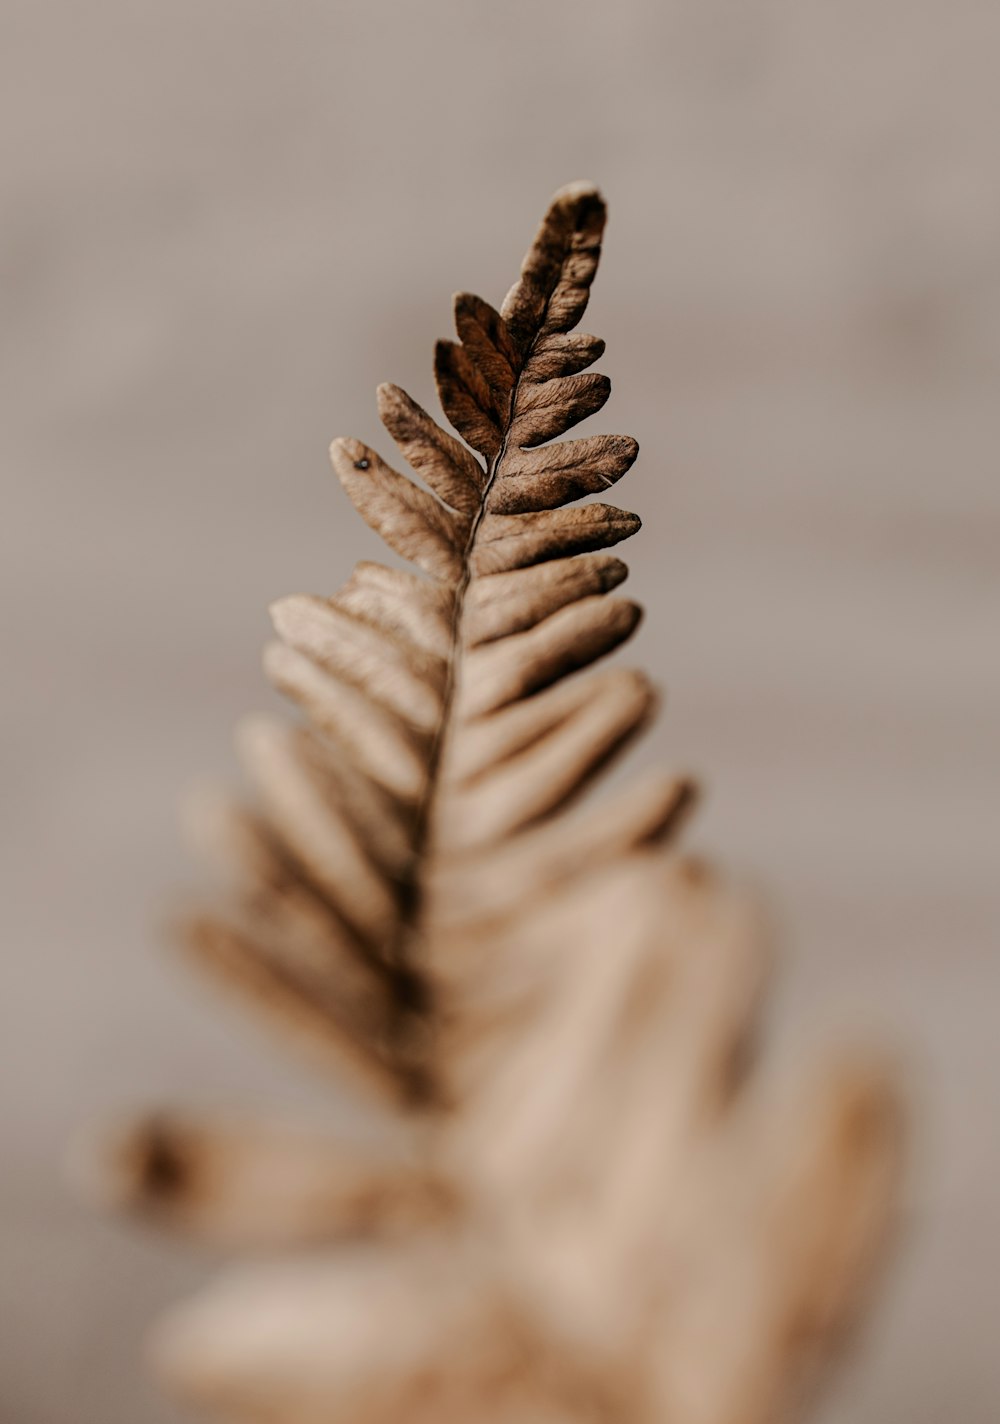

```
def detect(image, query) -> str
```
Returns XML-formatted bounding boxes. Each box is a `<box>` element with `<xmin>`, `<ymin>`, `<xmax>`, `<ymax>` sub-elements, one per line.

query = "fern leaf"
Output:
<box><xmin>95</xmin><ymin>183</ymin><xmax>902</xmax><ymax>1424</ymax></box>
<box><xmin>204</xmin><ymin>181</ymin><xmax>656</xmax><ymax>1107</ymax></box>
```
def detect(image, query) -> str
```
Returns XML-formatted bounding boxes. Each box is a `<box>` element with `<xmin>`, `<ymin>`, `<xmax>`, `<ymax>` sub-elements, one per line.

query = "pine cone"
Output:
<box><xmin>96</xmin><ymin>184</ymin><xmax>902</xmax><ymax>1424</ymax></box>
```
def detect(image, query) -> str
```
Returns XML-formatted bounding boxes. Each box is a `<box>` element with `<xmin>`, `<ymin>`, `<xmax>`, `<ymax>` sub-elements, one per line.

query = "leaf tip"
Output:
<box><xmin>330</xmin><ymin>436</ymin><xmax>373</xmax><ymax>475</ymax></box>
<box><xmin>267</xmin><ymin>592</ymin><xmax>307</xmax><ymax>641</ymax></box>
<box><xmin>554</xmin><ymin>178</ymin><xmax>604</xmax><ymax>206</ymax></box>
<box><xmin>375</xmin><ymin>380</ymin><xmax>404</xmax><ymax>409</ymax></box>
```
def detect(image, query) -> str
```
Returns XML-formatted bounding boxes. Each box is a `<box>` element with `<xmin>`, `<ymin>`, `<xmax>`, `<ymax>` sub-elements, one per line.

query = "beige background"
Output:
<box><xmin>2</xmin><ymin>2</ymin><xmax>998</xmax><ymax>1421</ymax></box>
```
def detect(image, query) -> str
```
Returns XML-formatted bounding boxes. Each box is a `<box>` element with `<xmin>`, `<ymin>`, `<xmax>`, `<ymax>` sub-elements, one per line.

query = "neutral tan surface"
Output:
<box><xmin>1</xmin><ymin>3</ymin><xmax>997</xmax><ymax>1422</ymax></box>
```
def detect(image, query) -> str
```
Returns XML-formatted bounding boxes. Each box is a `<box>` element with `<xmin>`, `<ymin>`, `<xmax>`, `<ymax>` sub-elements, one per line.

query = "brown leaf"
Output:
<box><xmin>439</xmin><ymin>669</ymin><xmax>657</xmax><ymax>847</ymax></box>
<box><xmin>330</xmin><ymin>437</ymin><xmax>469</xmax><ymax>581</ymax></box>
<box><xmin>453</xmin><ymin>293</ymin><xmax>518</xmax><ymax>420</ymax></box>
<box><xmin>233</xmin><ymin>716</ymin><xmax>404</xmax><ymax>948</ymax></box>
<box><xmin>237</xmin><ymin>716</ymin><xmax>414</xmax><ymax>878</ymax></box>
<box><xmin>378</xmin><ymin>382</ymin><xmax>487</xmax><ymax>516</ymax></box>
<box><xmin>180</xmin><ymin>913</ymin><xmax>406</xmax><ymax>1102</ymax></box>
<box><xmin>263</xmin><ymin>642</ymin><xmax>427</xmax><ymax>803</ymax></box>
<box><xmin>99</xmin><ymin>1112</ymin><xmax>455</xmax><ymax>1247</ymax></box>
<box><xmin>270</xmin><ymin>593</ymin><xmax>445</xmax><ymax>733</ymax></box>
<box><xmin>434</xmin><ymin>338</ymin><xmax>503</xmax><ymax>464</ymax></box>
<box><xmin>464</xmin><ymin>553</ymin><xmax>629</xmax><ymax>645</ymax></box>
<box><xmin>332</xmin><ymin>561</ymin><xmax>456</xmax><ymax>662</ymax></box>
<box><xmin>116</xmin><ymin>183</ymin><xmax>901</xmax><ymax>1424</ymax></box>
<box><xmin>500</xmin><ymin>182</ymin><xmax>606</xmax><ymax>357</ymax></box>
<box><xmin>427</xmin><ymin>773</ymin><xmax>696</xmax><ymax>929</ymax></box>
<box><xmin>522</xmin><ymin>330</ymin><xmax>605</xmax><ymax>383</ymax></box>
<box><xmin>456</xmin><ymin>595</ymin><xmax>643</xmax><ymax>719</ymax></box>
<box><xmin>471</xmin><ymin>504</ymin><xmax>640</xmax><ymax>575</ymax></box>
<box><xmin>507</xmin><ymin>370</ymin><xmax>611</xmax><ymax>448</ymax></box>
<box><xmin>490</xmin><ymin>434</ymin><xmax>639</xmax><ymax>514</ymax></box>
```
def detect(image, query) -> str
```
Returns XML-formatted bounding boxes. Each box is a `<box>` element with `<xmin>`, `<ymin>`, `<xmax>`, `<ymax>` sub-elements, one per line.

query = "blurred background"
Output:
<box><xmin>2</xmin><ymin>2</ymin><xmax>998</xmax><ymax>1421</ymax></box>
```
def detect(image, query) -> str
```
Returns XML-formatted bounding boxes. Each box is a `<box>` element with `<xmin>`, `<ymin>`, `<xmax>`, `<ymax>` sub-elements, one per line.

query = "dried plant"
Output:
<box><xmin>98</xmin><ymin>184</ymin><xmax>901</xmax><ymax>1424</ymax></box>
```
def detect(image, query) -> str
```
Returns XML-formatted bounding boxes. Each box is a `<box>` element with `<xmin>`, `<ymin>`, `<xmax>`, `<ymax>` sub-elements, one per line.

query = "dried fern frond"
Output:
<box><xmin>99</xmin><ymin>184</ymin><xmax>902</xmax><ymax>1424</ymax></box>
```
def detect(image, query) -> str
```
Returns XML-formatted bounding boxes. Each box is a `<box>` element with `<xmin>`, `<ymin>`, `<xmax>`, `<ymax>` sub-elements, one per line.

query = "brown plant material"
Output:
<box><xmin>97</xmin><ymin>183</ymin><xmax>902</xmax><ymax>1424</ymax></box>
